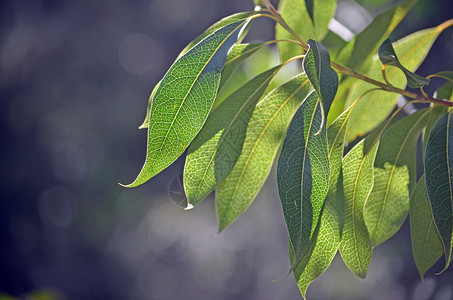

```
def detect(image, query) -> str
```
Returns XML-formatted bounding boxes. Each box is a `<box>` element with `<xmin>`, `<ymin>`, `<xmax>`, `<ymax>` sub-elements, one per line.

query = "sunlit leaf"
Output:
<box><xmin>424</xmin><ymin>111</ymin><xmax>453</xmax><ymax>272</ymax></box>
<box><xmin>140</xmin><ymin>12</ymin><xmax>256</xmax><ymax>129</ymax></box>
<box><xmin>277</xmin><ymin>91</ymin><xmax>329</xmax><ymax>264</ymax></box>
<box><xmin>378</xmin><ymin>38</ymin><xmax>431</xmax><ymax>88</ymax></box>
<box><xmin>218</xmin><ymin>43</ymin><xmax>266</xmax><ymax>93</ymax></box>
<box><xmin>183</xmin><ymin>65</ymin><xmax>282</xmax><ymax>207</ymax></box>
<box><xmin>292</xmin><ymin>108</ymin><xmax>350</xmax><ymax>296</ymax></box>
<box><xmin>364</xmin><ymin>108</ymin><xmax>433</xmax><ymax>246</ymax></box>
<box><xmin>123</xmin><ymin>20</ymin><xmax>250</xmax><ymax>187</ymax></box>
<box><xmin>364</xmin><ymin>164</ymin><xmax>409</xmax><ymax>246</ymax></box>
<box><xmin>410</xmin><ymin>176</ymin><xmax>444</xmax><ymax>279</ymax></box>
<box><xmin>303</xmin><ymin>39</ymin><xmax>339</xmax><ymax>117</ymax></box>
<box><xmin>276</xmin><ymin>0</ymin><xmax>336</xmax><ymax>61</ymax></box>
<box><xmin>178</xmin><ymin>12</ymin><xmax>256</xmax><ymax>58</ymax></box>
<box><xmin>345</xmin><ymin>22</ymin><xmax>449</xmax><ymax>141</ymax></box>
<box><xmin>216</xmin><ymin>74</ymin><xmax>313</xmax><ymax>232</ymax></box>
<box><xmin>139</xmin><ymin>81</ymin><xmax>160</xmax><ymax>129</ymax></box>
<box><xmin>340</xmin><ymin>138</ymin><xmax>379</xmax><ymax>278</ymax></box>
<box><xmin>335</xmin><ymin>0</ymin><xmax>417</xmax><ymax>72</ymax></box>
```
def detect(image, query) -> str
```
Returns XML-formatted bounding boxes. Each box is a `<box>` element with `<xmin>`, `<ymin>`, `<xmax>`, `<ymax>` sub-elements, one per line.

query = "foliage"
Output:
<box><xmin>123</xmin><ymin>0</ymin><xmax>453</xmax><ymax>297</ymax></box>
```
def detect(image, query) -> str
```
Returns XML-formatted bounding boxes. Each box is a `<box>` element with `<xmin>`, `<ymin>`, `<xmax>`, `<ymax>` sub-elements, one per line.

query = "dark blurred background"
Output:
<box><xmin>1</xmin><ymin>0</ymin><xmax>452</xmax><ymax>299</ymax></box>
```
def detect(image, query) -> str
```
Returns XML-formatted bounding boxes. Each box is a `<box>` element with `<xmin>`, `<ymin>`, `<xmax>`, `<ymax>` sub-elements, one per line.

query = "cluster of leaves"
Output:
<box><xmin>123</xmin><ymin>0</ymin><xmax>453</xmax><ymax>297</ymax></box>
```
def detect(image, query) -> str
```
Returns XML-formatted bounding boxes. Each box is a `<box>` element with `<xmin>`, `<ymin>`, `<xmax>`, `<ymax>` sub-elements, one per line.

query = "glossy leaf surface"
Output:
<box><xmin>424</xmin><ymin>111</ymin><xmax>453</xmax><ymax>272</ymax></box>
<box><xmin>216</xmin><ymin>74</ymin><xmax>313</xmax><ymax>232</ymax></box>
<box><xmin>293</xmin><ymin>109</ymin><xmax>350</xmax><ymax>296</ymax></box>
<box><xmin>124</xmin><ymin>20</ymin><xmax>249</xmax><ymax>187</ymax></box>
<box><xmin>183</xmin><ymin>66</ymin><xmax>282</xmax><ymax>207</ymax></box>
<box><xmin>303</xmin><ymin>39</ymin><xmax>339</xmax><ymax>117</ymax></box>
<box><xmin>277</xmin><ymin>91</ymin><xmax>329</xmax><ymax>264</ymax></box>
<box><xmin>378</xmin><ymin>38</ymin><xmax>430</xmax><ymax>88</ymax></box>
<box><xmin>410</xmin><ymin>176</ymin><xmax>444</xmax><ymax>279</ymax></box>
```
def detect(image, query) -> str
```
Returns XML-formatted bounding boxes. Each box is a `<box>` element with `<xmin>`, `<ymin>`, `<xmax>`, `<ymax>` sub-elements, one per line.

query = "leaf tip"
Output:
<box><xmin>184</xmin><ymin>203</ymin><xmax>194</xmax><ymax>210</ymax></box>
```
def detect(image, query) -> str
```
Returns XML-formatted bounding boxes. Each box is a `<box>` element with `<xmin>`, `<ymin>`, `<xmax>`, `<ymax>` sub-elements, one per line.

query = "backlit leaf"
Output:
<box><xmin>364</xmin><ymin>108</ymin><xmax>433</xmax><ymax>246</ymax></box>
<box><xmin>339</xmin><ymin>138</ymin><xmax>379</xmax><ymax>278</ymax></box>
<box><xmin>346</xmin><ymin>22</ymin><xmax>449</xmax><ymax>141</ymax></box>
<box><xmin>277</xmin><ymin>91</ymin><xmax>330</xmax><ymax>264</ymax></box>
<box><xmin>424</xmin><ymin>111</ymin><xmax>453</xmax><ymax>272</ymax></box>
<box><xmin>276</xmin><ymin>0</ymin><xmax>336</xmax><ymax>61</ymax></box>
<box><xmin>378</xmin><ymin>38</ymin><xmax>431</xmax><ymax>88</ymax></box>
<box><xmin>364</xmin><ymin>164</ymin><xmax>409</xmax><ymax>246</ymax></box>
<box><xmin>335</xmin><ymin>0</ymin><xmax>417</xmax><ymax>72</ymax></box>
<box><xmin>410</xmin><ymin>176</ymin><xmax>443</xmax><ymax>279</ymax></box>
<box><xmin>123</xmin><ymin>20</ymin><xmax>250</xmax><ymax>187</ymax></box>
<box><xmin>183</xmin><ymin>65</ymin><xmax>282</xmax><ymax>207</ymax></box>
<box><xmin>303</xmin><ymin>39</ymin><xmax>339</xmax><ymax>117</ymax></box>
<box><xmin>140</xmin><ymin>12</ymin><xmax>256</xmax><ymax>129</ymax></box>
<box><xmin>216</xmin><ymin>74</ymin><xmax>313</xmax><ymax>232</ymax></box>
<box><xmin>218</xmin><ymin>43</ymin><xmax>265</xmax><ymax>92</ymax></box>
<box><xmin>178</xmin><ymin>12</ymin><xmax>256</xmax><ymax>58</ymax></box>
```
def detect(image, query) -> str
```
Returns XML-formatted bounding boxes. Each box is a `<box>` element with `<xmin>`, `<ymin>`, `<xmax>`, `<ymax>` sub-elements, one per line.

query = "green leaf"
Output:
<box><xmin>139</xmin><ymin>12</ymin><xmax>256</xmax><ymax>129</ymax></box>
<box><xmin>303</xmin><ymin>39</ymin><xmax>339</xmax><ymax>117</ymax></box>
<box><xmin>277</xmin><ymin>91</ymin><xmax>330</xmax><ymax>264</ymax></box>
<box><xmin>424</xmin><ymin>111</ymin><xmax>453</xmax><ymax>272</ymax></box>
<box><xmin>276</xmin><ymin>0</ymin><xmax>336</xmax><ymax>61</ymax></box>
<box><xmin>216</xmin><ymin>74</ymin><xmax>313</xmax><ymax>232</ymax></box>
<box><xmin>410</xmin><ymin>176</ymin><xmax>444</xmax><ymax>279</ymax></box>
<box><xmin>339</xmin><ymin>139</ymin><xmax>379</xmax><ymax>278</ymax></box>
<box><xmin>327</xmin><ymin>77</ymin><xmax>353</xmax><ymax>126</ymax></box>
<box><xmin>292</xmin><ymin>108</ymin><xmax>350</xmax><ymax>297</ymax></box>
<box><xmin>139</xmin><ymin>80</ymin><xmax>160</xmax><ymax>129</ymax></box>
<box><xmin>365</xmin><ymin>164</ymin><xmax>409</xmax><ymax>246</ymax></box>
<box><xmin>345</xmin><ymin>23</ymin><xmax>447</xmax><ymax>141</ymax></box>
<box><xmin>378</xmin><ymin>38</ymin><xmax>431</xmax><ymax>88</ymax></box>
<box><xmin>218</xmin><ymin>43</ymin><xmax>266</xmax><ymax>93</ymax></box>
<box><xmin>430</xmin><ymin>71</ymin><xmax>453</xmax><ymax>82</ymax></box>
<box><xmin>178</xmin><ymin>12</ymin><xmax>256</xmax><ymax>58</ymax></box>
<box><xmin>183</xmin><ymin>65</ymin><xmax>282</xmax><ymax>207</ymax></box>
<box><xmin>423</xmin><ymin>105</ymin><xmax>449</xmax><ymax>152</ymax></box>
<box><xmin>123</xmin><ymin>20</ymin><xmax>250</xmax><ymax>187</ymax></box>
<box><xmin>294</xmin><ymin>188</ymin><xmax>342</xmax><ymax>298</ymax></box>
<box><xmin>436</xmin><ymin>82</ymin><xmax>453</xmax><ymax>100</ymax></box>
<box><xmin>335</xmin><ymin>0</ymin><xmax>417</xmax><ymax>72</ymax></box>
<box><xmin>364</xmin><ymin>108</ymin><xmax>433</xmax><ymax>246</ymax></box>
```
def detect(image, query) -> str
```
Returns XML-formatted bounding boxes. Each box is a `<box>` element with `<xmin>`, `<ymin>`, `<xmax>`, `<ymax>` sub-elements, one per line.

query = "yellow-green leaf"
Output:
<box><xmin>346</xmin><ymin>21</ymin><xmax>450</xmax><ymax>141</ymax></box>
<box><xmin>276</xmin><ymin>0</ymin><xmax>336</xmax><ymax>61</ymax></box>
<box><xmin>339</xmin><ymin>138</ymin><xmax>379</xmax><ymax>278</ymax></box>
<box><xmin>364</xmin><ymin>108</ymin><xmax>433</xmax><ymax>246</ymax></box>
<box><xmin>124</xmin><ymin>20</ymin><xmax>250</xmax><ymax>187</ymax></box>
<box><xmin>216</xmin><ymin>74</ymin><xmax>313</xmax><ymax>232</ymax></box>
<box><xmin>183</xmin><ymin>65</ymin><xmax>282</xmax><ymax>207</ymax></box>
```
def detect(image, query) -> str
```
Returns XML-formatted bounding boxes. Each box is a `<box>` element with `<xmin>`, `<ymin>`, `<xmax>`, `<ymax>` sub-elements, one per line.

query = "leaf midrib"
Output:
<box><xmin>372</xmin><ymin>108</ymin><xmax>432</xmax><ymax>242</ymax></box>
<box><xmin>297</xmin><ymin>95</ymin><xmax>321</xmax><ymax>248</ymax></box>
<box><xmin>155</xmin><ymin>21</ymin><xmax>246</xmax><ymax>169</ymax></box>
<box><xmin>190</xmin><ymin>66</ymin><xmax>282</xmax><ymax>200</ymax></box>
<box><xmin>222</xmin><ymin>79</ymin><xmax>311</xmax><ymax>219</ymax></box>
